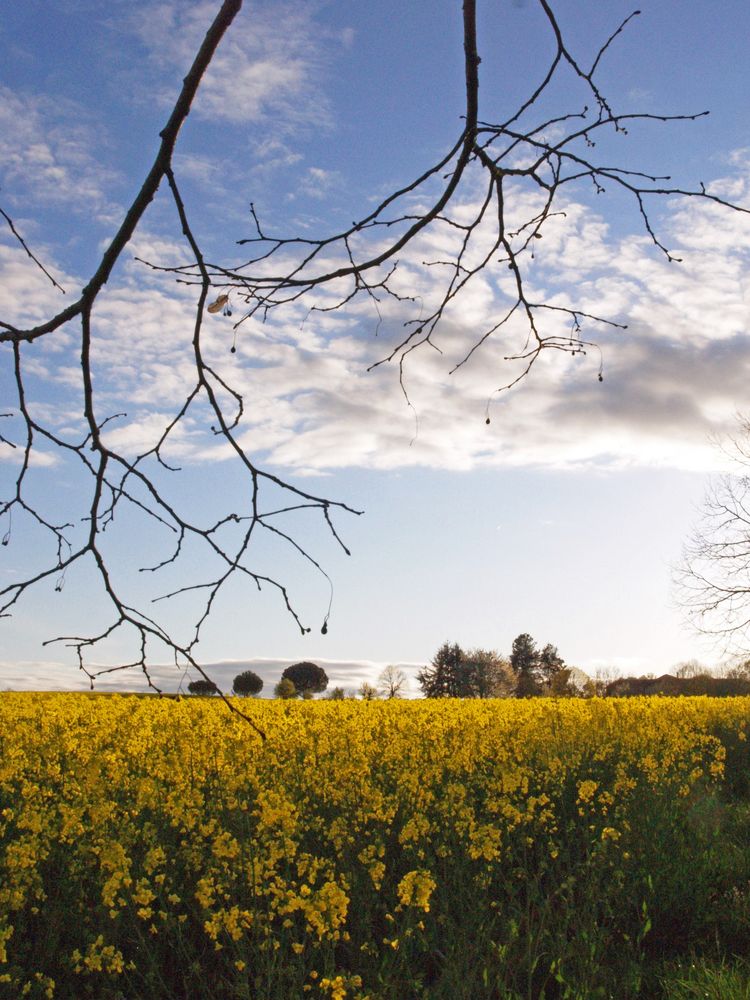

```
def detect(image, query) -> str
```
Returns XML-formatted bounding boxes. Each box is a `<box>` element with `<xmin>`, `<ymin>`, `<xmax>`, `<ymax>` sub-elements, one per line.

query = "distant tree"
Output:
<box><xmin>605</xmin><ymin>675</ymin><xmax>648</xmax><ymax>697</ymax></box>
<box><xmin>583</xmin><ymin>665</ymin><xmax>621</xmax><ymax>697</ymax></box>
<box><xmin>418</xmin><ymin>642</ymin><xmax>467</xmax><ymax>698</ymax></box>
<box><xmin>687</xmin><ymin>674</ymin><xmax>750</xmax><ymax>697</ymax></box>
<box><xmin>674</xmin><ymin>659</ymin><xmax>709</xmax><ymax>679</ymax></box>
<box><xmin>677</xmin><ymin>419</ymin><xmax>750</xmax><ymax>657</ymax></box>
<box><xmin>463</xmin><ymin>648</ymin><xmax>515</xmax><ymax>698</ymax></box>
<box><xmin>548</xmin><ymin>667</ymin><xmax>576</xmax><ymax>697</ymax></box>
<box><xmin>510</xmin><ymin>633</ymin><xmax>542</xmax><ymax>697</ymax></box>
<box><xmin>418</xmin><ymin>642</ymin><xmax>512</xmax><ymax>698</ymax></box>
<box><xmin>281</xmin><ymin>662</ymin><xmax>328</xmax><ymax>697</ymax></box>
<box><xmin>538</xmin><ymin>643</ymin><xmax>565</xmax><ymax>690</ymax></box>
<box><xmin>603</xmin><ymin>671</ymin><xmax>750</xmax><ymax>698</ymax></box>
<box><xmin>325</xmin><ymin>686</ymin><xmax>347</xmax><ymax>700</ymax></box>
<box><xmin>274</xmin><ymin>678</ymin><xmax>297</xmax><ymax>699</ymax></box>
<box><xmin>722</xmin><ymin>657</ymin><xmax>750</xmax><ymax>681</ymax></box>
<box><xmin>562</xmin><ymin>666</ymin><xmax>591</xmax><ymax>696</ymax></box>
<box><xmin>232</xmin><ymin>669</ymin><xmax>263</xmax><ymax>697</ymax></box>
<box><xmin>187</xmin><ymin>679</ymin><xmax>219</xmax><ymax>696</ymax></box>
<box><xmin>358</xmin><ymin>682</ymin><xmax>379</xmax><ymax>701</ymax></box>
<box><xmin>377</xmin><ymin>664</ymin><xmax>408</xmax><ymax>699</ymax></box>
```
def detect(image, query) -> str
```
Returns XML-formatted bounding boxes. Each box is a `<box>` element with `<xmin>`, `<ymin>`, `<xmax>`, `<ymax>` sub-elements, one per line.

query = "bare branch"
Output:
<box><xmin>676</xmin><ymin>419</ymin><xmax>750</xmax><ymax>656</ymax></box>
<box><xmin>0</xmin><ymin>204</ymin><xmax>66</xmax><ymax>292</ymax></box>
<box><xmin>0</xmin><ymin>0</ymin><xmax>362</xmax><ymax>703</ymax></box>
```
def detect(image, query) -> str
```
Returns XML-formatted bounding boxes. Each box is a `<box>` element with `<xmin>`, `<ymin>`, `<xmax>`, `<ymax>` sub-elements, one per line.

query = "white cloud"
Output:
<box><xmin>2</xmin><ymin>162</ymin><xmax>749</xmax><ymax>477</ymax></box>
<box><xmin>0</xmin><ymin>240</ymin><xmax>77</xmax><ymax>329</ymax></box>
<box><xmin>172</xmin><ymin>153</ymin><xmax>227</xmax><ymax>189</ymax></box>
<box><xmin>293</xmin><ymin>167</ymin><xmax>344</xmax><ymax>201</ymax></box>
<box><xmin>250</xmin><ymin>139</ymin><xmax>304</xmax><ymax>173</ymax></box>
<box><xmin>126</xmin><ymin>1</ymin><xmax>334</xmax><ymax>132</ymax></box>
<box><xmin>0</xmin><ymin>87</ymin><xmax>119</xmax><ymax>218</ymax></box>
<box><xmin>0</xmin><ymin>655</ymin><xmax>421</xmax><ymax>695</ymax></box>
<box><xmin>0</xmin><ymin>660</ymin><xmax>80</xmax><ymax>692</ymax></box>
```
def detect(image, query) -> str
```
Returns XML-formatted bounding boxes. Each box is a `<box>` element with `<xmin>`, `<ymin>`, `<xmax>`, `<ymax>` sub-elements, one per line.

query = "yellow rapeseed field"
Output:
<box><xmin>1</xmin><ymin>693</ymin><xmax>748</xmax><ymax>999</ymax></box>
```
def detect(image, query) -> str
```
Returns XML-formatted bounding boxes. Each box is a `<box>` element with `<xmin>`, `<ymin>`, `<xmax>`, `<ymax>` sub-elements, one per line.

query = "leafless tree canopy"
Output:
<box><xmin>377</xmin><ymin>665</ymin><xmax>409</xmax><ymax>700</ymax></box>
<box><xmin>677</xmin><ymin>419</ymin><xmax>750</xmax><ymax>656</ymax></box>
<box><xmin>1</xmin><ymin>0</ymin><xmax>748</xmax><ymax>717</ymax></box>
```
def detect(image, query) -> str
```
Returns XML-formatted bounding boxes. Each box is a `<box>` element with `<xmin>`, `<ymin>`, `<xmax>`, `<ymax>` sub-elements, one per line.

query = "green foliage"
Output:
<box><xmin>510</xmin><ymin>632</ymin><xmax>541</xmax><ymax>696</ymax></box>
<box><xmin>538</xmin><ymin>642</ymin><xmax>565</xmax><ymax>687</ymax></box>
<box><xmin>418</xmin><ymin>642</ymin><xmax>512</xmax><ymax>698</ymax></box>
<box><xmin>186</xmin><ymin>679</ymin><xmax>218</xmax><ymax>696</ymax></box>
<box><xmin>417</xmin><ymin>641</ymin><xmax>465</xmax><ymax>697</ymax></box>
<box><xmin>659</xmin><ymin>957</ymin><xmax>750</xmax><ymax>999</ymax></box>
<box><xmin>273</xmin><ymin>677</ymin><xmax>296</xmax><ymax>699</ymax></box>
<box><xmin>325</xmin><ymin>686</ymin><xmax>347</xmax><ymax>700</ymax></box>
<box><xmin>281</xmin><ymin>661</ymin><xmax>328</xmax><ymax>696</ymax></box>
<box><xmin>231</xmin><ymin>670</ymin><xmax>263</xmax><ymax>697</ymax></box>
<box><xmin>548</xmin><ymin>666</ymin><xmax>576</xmax><ymax>696</ymax></box>
<box><xmin>510</xmin><ymin>634</ymin><xmax>571</xmax><ymax>696</ymax></box>
<box><xmin>463</xmin><ymin>648</ymin><xmax>515</xmax><ymax>697</ymax></box>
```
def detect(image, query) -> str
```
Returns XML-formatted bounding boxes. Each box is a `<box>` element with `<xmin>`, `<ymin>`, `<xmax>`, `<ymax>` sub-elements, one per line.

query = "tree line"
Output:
<box><xmin>417</xmin><ymin>642</ymin><xmax>750</xmax><ymax>699</ymax></box>
<box><xmin>187</xmin><ymin>661</ymin><xmax>409</xmax><ymax>700</ymax></box>
<box><xmin>185</xmin><ymin>645</ymin><xmax>750</xmax><ymax>700</ymax></box>
<box><xmin>416</xmin><ymin>635</ymin><xmax>579</xmax><ymax>699</ymax></box>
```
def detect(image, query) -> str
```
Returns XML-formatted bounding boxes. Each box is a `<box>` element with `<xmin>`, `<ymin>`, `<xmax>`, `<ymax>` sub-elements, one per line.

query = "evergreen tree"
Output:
<box><xmin>417</xmin><ymin>641</ymin><xmax>466</xmax><ymax>698</ymax></box>
<box><xmin>510</xmin><ymin>633</ymin><xmax>541</xmax><ymax>696</ymax></box>
<box><xmin>538</xmin><ymin>643</ymin><xmax>565</xmax><ymax>689</ymax></box>
<box><xmin>419</xmin><ymin>643</ymin><xmax>514</xmax><ymax>698</ymax></box>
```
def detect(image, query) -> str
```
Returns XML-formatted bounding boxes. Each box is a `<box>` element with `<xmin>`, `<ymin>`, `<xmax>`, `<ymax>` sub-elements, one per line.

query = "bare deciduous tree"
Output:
<box><xmin>377</xmin><ymin>664</ymin><xmax>409</xmax><ymax>700</ymax></box>
<box><xmin>358</xmin><ymin>682</ymin><xmax>379</xmax><ymax>702</ymax></box>
<box><xmin>677</xmin><ymin>418</ymin><xmax>750</xmax><ymax>656</ymax></box>
<box><xmin>2</xmin><ymin>0</ymin><xmax>748</xmax><ymax>722</ymax></box>
<box><xmin>673</xmin><ymin>659</ymin><xmax>709</xmax><ymax>680</ymax></box>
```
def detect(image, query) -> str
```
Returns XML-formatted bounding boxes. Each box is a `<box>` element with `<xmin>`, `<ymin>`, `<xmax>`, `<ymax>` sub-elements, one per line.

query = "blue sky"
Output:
<box><xmin>1</xmin><ymin>0</ymin><xmax>750</xmax><ymax>695</ymax></box>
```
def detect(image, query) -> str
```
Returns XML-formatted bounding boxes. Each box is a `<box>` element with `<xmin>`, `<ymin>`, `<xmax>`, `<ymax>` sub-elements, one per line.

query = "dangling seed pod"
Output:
<box><xmin>207</xmin><ymin>293</ymin><xmax>229</xmax><ymax>314</ymax></box>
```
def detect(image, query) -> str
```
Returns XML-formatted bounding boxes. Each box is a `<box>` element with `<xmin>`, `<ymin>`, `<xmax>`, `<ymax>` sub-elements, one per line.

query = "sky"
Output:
<box><xmin>1</xmin><ymin>0</ymin><xmax>750</xmax><ymax>695</ymax></box>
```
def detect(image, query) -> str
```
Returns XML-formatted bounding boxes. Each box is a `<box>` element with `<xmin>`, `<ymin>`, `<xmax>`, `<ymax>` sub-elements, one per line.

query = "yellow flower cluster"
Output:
<box><xmin>0</xmin><ymin>692</ymin><xmax>747</xmax><ymax>998</ymax></box>
<box><xmin>396</xmin><ymin>870</ymin><xmax>436</xmax><ymax>912</ymax></box>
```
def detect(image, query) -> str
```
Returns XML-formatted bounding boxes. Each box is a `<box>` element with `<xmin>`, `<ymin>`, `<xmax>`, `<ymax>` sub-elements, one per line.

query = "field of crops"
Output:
<box><xmin>1</xmin><ymin>693</ymin><xmax>750</xmax><ymax>999</ymax></box>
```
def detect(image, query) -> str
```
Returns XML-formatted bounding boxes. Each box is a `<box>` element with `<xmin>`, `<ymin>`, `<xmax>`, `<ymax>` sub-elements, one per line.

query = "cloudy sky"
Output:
<box><xmin>1</xmin><ymin>0</ymin><xmax>750</xmax><ymax>695</ymax></box>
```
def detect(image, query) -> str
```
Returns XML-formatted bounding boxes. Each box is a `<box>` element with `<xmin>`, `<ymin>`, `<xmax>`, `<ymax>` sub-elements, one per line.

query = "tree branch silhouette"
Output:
<box><xmin>677</xmin><ymin>419</ymin><xmax>750</xmax><ymax>656</ymax></box>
